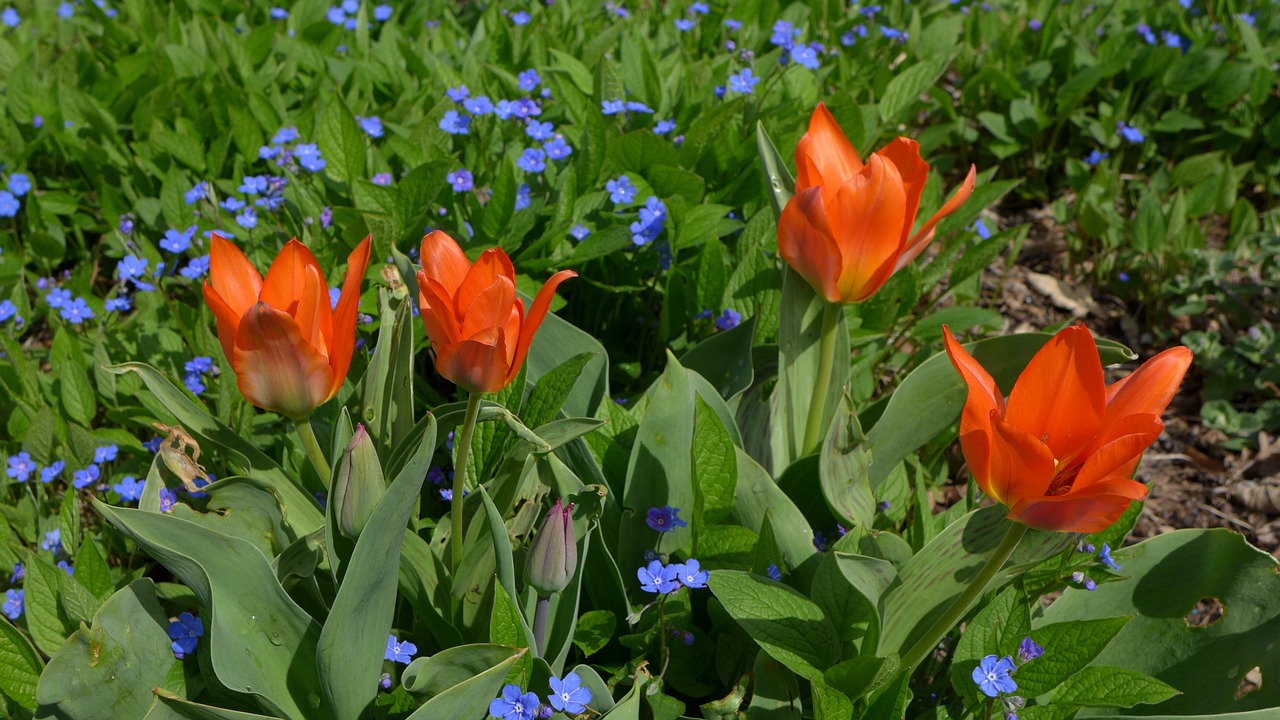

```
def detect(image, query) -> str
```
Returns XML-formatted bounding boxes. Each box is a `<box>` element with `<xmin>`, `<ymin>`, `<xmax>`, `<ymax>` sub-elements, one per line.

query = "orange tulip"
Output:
<box><xmin>779</xmin><ymin>103</ymin><xmax>977</xmax><ymax>304</ymax></box>
<box><xmin>202</xmin><ymin>234</ymin><xmax>372</xmax><ymax>418</ymax></box>
<box><xmin>417</xmin><ymin>230</ymin><xmax>575</xmax><ymax>394</ymax></box>
<box><xmin>943</xmin><ymin>325</ymin><xmax>1192</xmax><ymax>533</ymax></box>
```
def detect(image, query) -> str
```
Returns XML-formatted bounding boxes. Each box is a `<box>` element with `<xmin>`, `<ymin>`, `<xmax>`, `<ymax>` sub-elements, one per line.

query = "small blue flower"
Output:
<box><xmin>40</xmin><ymin>460</ymin><xmax>64</xmax><ymax>484</ymax></box>
<box><xmin>547</xmin><ymin>673</ymin><xmax>593</xmax><ymax>714</ymax></box>
<box><xmin>716</xmin><ymin>309</ymin><xmax>742</xmax><ymax>331</ymax></box>
<box><xmin>723</xmin><ymin>18</ymin><xmax>741</xmax><ymax>31</ymax></box>
<box><xmin>94</xmin><ymin>445</ymin><xmax>119</xmax><ymax>464</ymax></box>
<box><xmin>880</xmin><ymin>26</ymin><xmax>907</xmax><ymax>42</ymax></box>
<box><xmin>180</xmin><ymin>255</ymin><xmax>210</xmax><ymax>280</ymax></box>
<box><xmin>606</xmin><ymin>175</ymin><xmax>637</xmax><ymax>205</ymax></box>
<box><xmin>0</xmin><ymin>299</ymin><xmax>16</xmax><ymax>324</ymax></box>
<box><xmin>1116</xmin><ymin>122</ymin><xmax>1145</xmax><ymax>144</ymax></box>
<box><xmin>236</xmin><ymin>207</ymin><xmax>258</xmax><ymax>230</ymax></box>
<box><xmin>447</xmin><ymin>168</ymin><xmax>474</xmax><ymax>192</ymax></box>
<box><xmin>113</xmin><ymin>475</ymin><xmax>144</xmax><ymax>502</ymax></box>
<box><xmin>160</xmin><ymin>226</ymin><xmax>197</xmax><ymax>253</ymax></box>
<box><xmin>58</xmin><ymin>2</ymin><xmax>74</xmax><ymax>19</ymax></box>
<box><xmin>791</xmin><ymin>43</ymin><xmax>820</xmax><ymax>70</ymax></box>
<box><xmin>221</xmin><ymin>196</ymin><xmax>246</xmax><ymax>212</ymax></box>
<box><xmin>1136</xmin><ymin>23</ymin><xmax>1156</xmax><ymax>45</ymax></box>
<box><xmin>526</xmin><ymin>120</ymin><xmax>554</xmax><ymax>141</ymax></box>
<box><xmin>766</xmin><ymin>564</ymin><xmax>782</xmax><ymax>581</ymax></box>
<box><xmin>183</xmin><ymin>374</ymin><xmax>206</xmax><ymax>395</ymax></box>
<box><xmin>1</xmin><ymin>8</ymin><xmax>19</xmax><ymax>28</ymax></box>
<box><xmin>117</xmin><ymin>256</ymin><xmax>150</xmax><ymax>283</ymax></box>
<box><xmin>46</xmin><ymin>287</ymin><xmax>72</xmax><ymax>308</ymax></box>
<box><xmin>464</xmin><ymin>96</ymin><xmax>495</xmax><ymax>115</ymax></box>
<box><xmin>490</xmin><ymin>684</ymin><xmax>540</xmax><ymax>720</ymax></box>
<box><xmin>671</xmin><ymin>559</ymin><xmax>708</xmax><ymax>589</ymax></box>
<box><xmin>973</xmin><ymin>219</ymin><xmax>992</xmax><ymax>240</ymax></box>
<box><xmin>385</xmin><ymin>634</ymin><xmax>417</xmax><ymax>663</ymax></box>
<box><xmin>543</xmin><ymin>136</ymin><xmax>572</xmax><ymax>160</ymax></box>
<box><xmin>159</xmin><ymin>487</ymin><xmax>178</xmax><ymax>512</ymax></box>
<box><xmin>295</xmin><ymin>143</ymin><xmax>326</xmax><ymax>172</ymax></box>
<box><xmin>440</xmin><ymin>110</ymin><xmax>471</xmax><ymax>135</ymax></box>
<box><xmin>637</xmin><ymin>560</ymin><xmax>680</xmax><ymax>594</ymax></box>
<box><xmin>60</xmin><ymin>297</ymin><xmax>96</xmax><ymax>324</ymax></box>
<box><xmin>372</xmin><ymin>172</ymin><xmax>393</xmax><ymax>186</ymax></box>
<box><xmin>770</xmin><ymin>20</ymin><xmax>797</xmax><ymax>48</ymax></box>
<box><xmin>1029</xmin><ymin>18</ymin><xmax>1042</xmax><ymax>31</ymax></box>
<box><xmin>515</xmin><ymin>183</ymin><xmax>532</xmax><ymax>211</ymax></box>
<box><xmin>9</xmin><ymin>563</ymin><xmax>21</xmax><ymax>583</ymax></box>
<box><xmin>269</xmin><ymin>7</ymin><xmax>289</xmax><ymax>19</ymax></box>
<box><xmin>654</xmin><ymin>119</ymin><xmax>676</xmax><ymax>135</ymax></box>
<box><xmin>625</xmin><ymin>101</ymin><xmax>653</xmax><ymax>114</ymax></box>
<box><xmin>601</xmin><ymin>99</ymin><xmax>627</xmax><ymax>115</ymax></box>
<box><xmin>517</xmin><ymin>148</ymin><xmax>547</xmax><ymax>173</ymax></box>
<box><xmin>357</xmin><ymin>115</ymin><xmax>384</xmax><ymax>138</ymax></box>
<box><xmin>239</xmin><ymin>175</ymin><xmax>268</xmax><ymax>195</ymax></box>
<box><xmin>0</xmin><ymin>191</ymin><xmax>18</xmax><ymax>218</ymax></box>
<box><xmin>517</xmin><ymin>68</ymin><xmax>541</xmax><ymax>92</ymax></box>
<box><xmin>569</xmin><ymin>224</ymin><xmax>591</xmax><ymax>241</ymax></box>
<box><xmin>272</xmin><ymin>126</ymin><xmax>299</xmax><ymax>144</ymax></box>
<box><xmin>6</xmin><ymin>452</ymin><xmax>35</xmax><ymax>481</ymax></box>
<box><xmin>1098</xmin><ymin>543</ymin><xmax>1121</xmax><ymax>571</ymax></box>
<box><xmin>118</xmin><ymin>215</ymin><xmax>134</xmax><ymax>234</ymax></box>
<box><xmin>1084</xmin><ymin>150</ymin><xmax>1108</xmax><ymax>166</ymax></box>
<box><xmin>2</xmin><ymin>589</ymin><xmax>22</xmax><ymax>620</ymax></box>
<box><xmin>690</xmin><ymin>2</ymin><xmax>709</xmax><ymax>13</ymax></box>
<box><xmin>813</xmin><ymin>530</ymin><xmax>828</xmax><ymax>552</ymax></box>
<box><xmin>973</xmin><ymin>655</ymin><xmax>1017</xmax><ymax>698</ymax></box>
<box><xmin>446</xmin><ymin>85</ymin><xmax>470</xmax><ymax>103</ymax></box>
<box><xmin>512</xmin><ymin>98</ymin><xmax>541</xmax><ymax>118</ymax></box>
<box><xmin>494</xmin><ymin>99</ymin><xmax>516</xmax><ymax>120</ymax></box>
<box><xmin>7</xmin><ymin>173</ymin><xmax>31</xmax><ymax>197</ymax></box>
<box><xmin>1017</xmin><ymin>637</ymin><xmax>1044</xmax><ymax>664</ymax></box>
<box><xmin>168</xmin><ymin>612</ymin><xmax>204</xmax><ymax>659</ymax></box>
<box><xmin>646</xmin><ymin>506</ymin><xmax>687</xmax><ymax>532</ymax></box>
<box><xmin>41</xmin><ymin>529</ymin><xmax>62</xmax><ymax>555</ymax></box>
<box><xmin>1070</xmin><ymin>571</ymin><xmax>1097</xmax><ymax>591</ymax></box>
<box><xmin>727</xmin><ymin>68</ymin><xmax>759</xmax><ymax>94</ymax></box>
<box><xmin>373</xmin><ymin>4</ymin><xmax>392</xmax><ymax>21</ymax></box>
<box><xmin>630</xmin><ymin>196</ymin><xmax>667</xmax><ymax>246</ymax></box>
<box><xmin>675</xmin><ymin>18</ymin><xmax>695</xmax><ymax>31</ymax></box>
<box><xmin>510</xmin><ymin>10</ymin><xmax>531</xmax><ymax>25</ymax></box>
<box><xmin>73</xmin><ymin>464</ymin><xmax>101</xmax><ymax>490</ymax></box>
<box><xmin>184</xmin><ymin>181</ymin><xmax>207</xmax><ymax>205</ymax></box>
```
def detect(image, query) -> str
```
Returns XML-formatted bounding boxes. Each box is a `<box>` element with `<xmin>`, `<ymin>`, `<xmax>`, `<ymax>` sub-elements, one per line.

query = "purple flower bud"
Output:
<box><xmin>525</xmin><ymin>499</ymin><xmax>577</xmax><ymax>595</ymax></box>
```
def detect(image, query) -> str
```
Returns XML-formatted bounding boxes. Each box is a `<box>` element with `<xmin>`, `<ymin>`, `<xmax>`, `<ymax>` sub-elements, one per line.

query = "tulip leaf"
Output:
<box><xmin>359</xmin><ymin>288</ymin><xmax>416</xmax><ymax>457</ymax></box>
<box><xmin>525</xmin><ymin>305</ymin><xmax>609</xmax><ymax>420</ymax></box>
<box><xmin>747</xmin><ymin>651</ymin><xmax>802</xmax><ymax>718</ymax></box>
<box><xmin>755</xmin><ymin>121</ymin><xmax>795</xmax><ymax>216</ymax></box>
<box><xmin>824</xmin><ymin>654</ymin><xmax>901</xmax><ymax>705</ymax></box>
<box><xmin>35</xmin><ymin>580</ymin><xmax>178</xmax><ymax>720</ymax></box>
<box><xmin>147</xmin><ymin>691</ymin><xmax>283</xmax><ymax>720</ymax></box>
<box><xmin>317</xmin><ymin>415</ymin><xmax>435</xmax><ymax>720</ymax></box>
<box><xmin>680</xmin><ymin>314</ymin><xmax>756</xmax><ymax>402</ymax></box>
<box><xmin>104</xmin><ymin>362</ymin><xmax>325</xmax><ymax>539</ymax></box>
<box><xmin>863</xmin><ymin>333</ymin><xmax>1136</xmax><ymax>490</ymax></box>
<box><xmin>820</xmin><ymin>394</ymin><xmax>874</xmax><ymax>531</ymax></box>
<box><xmin>401</xmin><ymin>644</ymin><xmax>526</xmax><ymax>720</ymax></box>
<box><xmin>879</xmin><ymin>505</ymin><xmax>1070</xmax><ymax>659</ymax></box>
<box><xmin>476</xmin><ymin>486</ymin><xmax>538</xmax><ymax>652</ymax></box>
<box><xmin>93</xmin><ymin>500</ymin><xmax>327</xmax><ymax>720</ymax></box>
<box><xmin>1039</xmin><ymin>528</ymin><xmax>1280</xmax><ymax>714</ymax></box>
<box><xmin>729</xmin><ymin>445</ymin><xmax>818</xmax><ymax>582</ymax></box>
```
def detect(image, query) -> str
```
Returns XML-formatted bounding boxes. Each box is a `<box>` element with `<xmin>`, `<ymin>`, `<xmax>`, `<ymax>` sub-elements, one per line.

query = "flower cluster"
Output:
<box><xmin>972</xmin><ymin>638</ymin><xmax>1043</xmax><ymax>718</ymax></box>
<box><xmin>0</xmin><ymin>172</ymin><xmax>31</xmax><ymax>218</ymax></box>
<box><xmin>258</xmin><ymin>127</ymin><xmax>326</xmax><ymax>173</ymax></box>
<box><xmin>637</xmin><ymin>558</ymin><xmax>708</xmax><ymax>594</ymax></box>
<box><xmin>629</xmin><ymin>197</ymin><xmax>667</xmax><ymax>247</ymax></box>
<box><xmin>182</xmin><ymin>356</ymin><xmax>218</xmax><ymax>396</ymax></box>
<box><xmin>489</xmin><ymin>673</ymin><xmax>591</xmax><ymax>719</ymax></box>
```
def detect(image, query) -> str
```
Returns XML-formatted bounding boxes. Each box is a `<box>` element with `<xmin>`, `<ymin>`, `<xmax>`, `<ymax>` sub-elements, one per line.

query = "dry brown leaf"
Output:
<box><xmin>1026</xmin><ymin>271</ymin><xmax>1098</xmax><ymax>317</ymax></box>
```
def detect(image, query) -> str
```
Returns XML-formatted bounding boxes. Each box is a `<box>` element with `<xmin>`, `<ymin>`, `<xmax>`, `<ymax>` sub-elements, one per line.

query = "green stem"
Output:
<box><xmin>801</xmin><ymin>302</ymin><xmax>842</xmax><ymax>456</ymax></box>
<box><xmin>900</xmin><ymin>522</ymin><xmax>1029</xmax><ymax>672</ymax></box>
<box><xmin>294</xmin><ymin>417</ymin><xmax>332</xmax><ymax>483</ymax></box>
<box><xmin>450</xmin><ymin>391</ymin><xmax>484</xmax><ymax>577</ymax></box>
<box><xmin>533</xmin><ymin>595</ymin><xmax>550</xmax><ymax>657</ymax></box>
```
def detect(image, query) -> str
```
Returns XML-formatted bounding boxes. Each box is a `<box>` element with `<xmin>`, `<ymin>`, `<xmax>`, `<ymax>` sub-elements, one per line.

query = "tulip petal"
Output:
<box><xmin>1005</xmin><ymin>325</ymin><xmax>1106</xmax><ymax>461</ymax></box>
<box><xmin>328</xmin><ymin>236</ymin><xmax>372</xmax><ymax>397</ymax></box>
<box><xmin>293</xmin><ymin>263</ymin><xmax>331</xmax><ymax>359</ymax></box>
<box><xmin>795</xmin><ymin>103</ymin><xmax>863</xmax><ymax>192</ymax></box>
<box><xmin>202</xmin><ymin>283</ymin><xmax>245</xmax><ymax>365</ymax></box>
<box><xmin>209</xmin><ymin>233</ymin><xmax>263</xmax><ymax>318</ymax></box>
<box><xmin>827</xmin><ymin>155</ymin><xmax>908</xmax><ymax>303</ymax></box>
<box><xmin>944</xmin><ymin>327</ymin><xmax>1006</xmax><ymax>484</ymax></box>
<box><xmin>778</xmin><ymin>186</ymin><xmax>844</xmax><ymax>303</ymax></box>
<box><xmin>260</xmin><ymin>239</ymin><xmax>325</xmax><ymax>315</ymax></box>
<box><xmin>1104</xmin><ymin>346</ymin><xmax>1193</xmax><ymax>423</ymax></box>
<box><xmin>506</xmin><ymin>269</ymin><xmax>577</xmax><ymax>386</ymax></box>
<box><xmin>435</xmin><ymin>327</ymin><xmax>512</xmax><ymax>394</ymax></box>
<box><xmin>458</xmin><ymin>249</ymin><xmax>517</xmax><ymax>322</ymax></box>
<box><xmin>1073</xmin><ymin>413</ymin><xmax>1163</xmax><ymax>490</ymax></box>
<box><xmin>876</xmin><ymin>138</ymin><xmax>930</xmax><ymax>246</ymax></box>
<box><xmin>989</xmin><ymin>416</ymin><xmax>1056</xmax><ymax>507</ymax></box>
<box><xmin>418</xmin><ymin>274</ymin><xmax>463</xmax><ymax>347</ymax></box>
<box><xmin>420</xmin><ymin>230</ymin><xmax>472</xmax><ymax>297</ymax></box>
<box><xmin>897</xmin><ymin>164</ymin><xmax>977</xmax><ymax>271</ymax></box>
<box><xmin>1006</xmin><ymin>479</ymin><xmax>1147</xmax><ymax>533</ymax></box>
<box><xmin>460</xmin><ymin>274</ymin><xmax>518</xmax><ymax>340</ymax></box>
<box><xmin>232</xmin><ymin>302</ymin><xmax>335</xmax><ymax>418</ymax></box>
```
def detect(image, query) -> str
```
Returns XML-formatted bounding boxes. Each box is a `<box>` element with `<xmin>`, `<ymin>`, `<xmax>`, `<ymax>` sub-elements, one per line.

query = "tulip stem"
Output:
<box><xmin>900</xmin><ymin>522</ymin><xmax>1029</xmax><ymax>673</ymax></box>
<box><xmin>801</xmin><ymin>302</ymin><xmax>842</xmax><ymax>456</ymax></box>
<box><xmin>533</xmin><ymin>594</ymin><xmax>550</xmax><ymax>657</ymax></box>
<box><xmin>294</xmin><ymin>417</ymin><xmax>332</xmax><ymax>485</ymax></box>
<box><xmin>450</xmin><ymin>391</ymin><xmax>484</xmax><ymax>577</ymax></box>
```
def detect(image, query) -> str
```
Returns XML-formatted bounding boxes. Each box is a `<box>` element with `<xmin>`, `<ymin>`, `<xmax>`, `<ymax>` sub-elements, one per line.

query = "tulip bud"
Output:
<box><xmin>331</xmin><ymin>424</ymin><xmax>385</xmax><ymax>539</ymax></box>
<box><xmin>525</xmin><ymin>499</ymin><xmax>577</xmax><ymax>596</ymax></box>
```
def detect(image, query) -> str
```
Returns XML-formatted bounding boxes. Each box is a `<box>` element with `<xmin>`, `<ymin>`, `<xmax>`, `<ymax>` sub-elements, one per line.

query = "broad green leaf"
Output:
<box><xmin>747</xmin><ymin>652</ymin><xmax>802</xmax><ymax>718</ymax></box>
<box><xmin>708</xmin><ymin>570</ymin><xmax>839</xmax><ymax>681</ymax></box>
<box><xmin>317</xmin><ymin>96</ymin><xmax>367</xmax><ymax>184</ymax></box>
<box><xmin>22</xmin><ymin>552</ymin><xmax>76</xmax><ymax>655</ymax></box>
<box><xmin>810</xmin><ymin>551</ymin><xmax>897</xmax><ymax>648</ymax></box>
<box><xmin>0</xmin><ymin>616</ymin><xmax>42</xmax><ymax>709</ymax></box>
<box><xmin>104</xmin><ymin>363</ymin><xmax>324</xmax><ymax>538</ymax></box>
<box><xmin>879</xmin><ymin>57</ymin><xmax>950</xmax><ymax>123</ymax></box>
<box><xmin>94</xmin><ymin>501</ymin><xmax>326</xmax><ymax>719</ymax></box>
<box><xmin>73</xmin><ymin>538</ymin><xmax>114</xmax><ymax>600</ymax></box>
<box><xmin>823</xmin><ymin>654</ymin><xmax>900</xmax><ymax>705</ymax></box>
<box><xmin>1040</xmin><ymin>529</ymin><xmax>1280</xmax><ymax>713</ymax></box>
<box><xmin>820</xmin><ymin>396</ymin><xmax>874</xmax><ymax>531</ymax></box>
<box><xmin>1053</xmin><ymin>666</ymin><xmax>1180</xmax><ymax>708</ymax></box>
<box><xmin>525</xmin><ymin>308</ymin><xmax>608</xmax><ymax>420</ymax></box>
<box><xmin>318</xmin><ymin>417</ymin><xmax>435</xmax><ymax>720</ymax></box>
<box><xmin>522</xmin><ymin>352</ymin><xmax>594</xmax><ymax>430</ymax></box>
<box><xmin>692</xmin><ymin>394</ymin><xmax>737</xmax><ymax>530</ymax></box>
<box><xmin>1015</xmin><ymin>617</ymin><xmax>1130</xmax><ymax>697</ymax></box>
<box><xmin>728</xmin><ymin>446</ymin><xmax>817</xmax><ymax>581</ymax></box>
<box><xmin>570</xmin><ymin>610</ymin><xmax>615</xmax><ymax>658</ymax></box>
<box><xmin>951</xmin><ymin>585</ymin><xmax>1031</xmax><ymax>702</ymax></box>
<box><xmin>36</xmin><ymin>580</ymin><xmax>178</xmax><ymax>719</ymax></box>
<box><xmin>864</xmin><ymin>333</ymin><xmax>1136</xmax><ymax>490</ymax></box>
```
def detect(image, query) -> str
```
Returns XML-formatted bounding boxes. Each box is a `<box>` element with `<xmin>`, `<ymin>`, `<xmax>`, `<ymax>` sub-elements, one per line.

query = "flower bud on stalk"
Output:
<box><xmin>332</xmin><ymin>424</ymin><xmax>385</xmax><ymax>539</ymax></box>
<box><xmin>525</xmin><ymin>499</ymin><xmax>577</xmax><ymax>596</ymax></box>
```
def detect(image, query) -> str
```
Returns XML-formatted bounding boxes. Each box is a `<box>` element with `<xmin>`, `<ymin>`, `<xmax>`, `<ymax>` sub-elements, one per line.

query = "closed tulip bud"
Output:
<box><xmin>332</xmin><ymin>424</ymin><xmax>385</xmax><ymax>538</ymax></box>
<box><xmin>525</xmin><ymin>499</ymin><xmax>577</xmax><ymax>596</ymax></box>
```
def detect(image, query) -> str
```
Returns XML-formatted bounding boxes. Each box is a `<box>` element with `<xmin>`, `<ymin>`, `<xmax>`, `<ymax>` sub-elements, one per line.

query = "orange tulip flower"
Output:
<box><xmin>417</xmin><ymin>230</ymin><xmax>575</xmax><ymax>394</ymax></box>
<box><xmin>779</xmin><ymin>103</ymin><xmax>977</xmax><ymax>304</ymax></box>
<box><xmin>943</xmin><ymin>325</ymin><xmax>1192</xmax><ymax>533</ymax></box>
<box><xmin>202</xmin><ymin>234</ymin><xmax>372</xmax><ymax>418</ymax></box>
